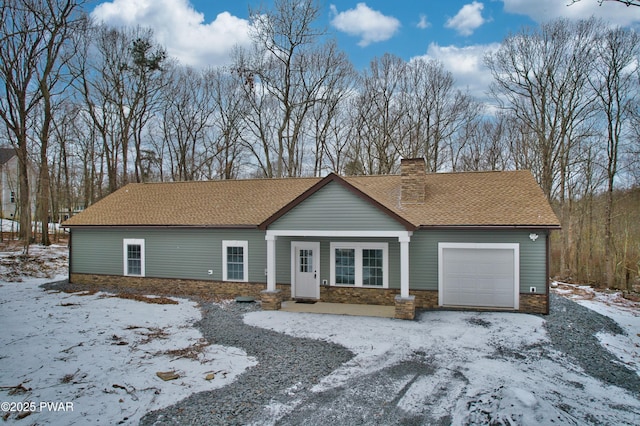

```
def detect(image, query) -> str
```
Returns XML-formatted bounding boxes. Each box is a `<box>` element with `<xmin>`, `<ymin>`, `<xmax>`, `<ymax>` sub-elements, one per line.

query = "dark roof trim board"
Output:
<box><xmin>65</xmin><ymin>224</ymin><xmax>259</xmax><ymax>229</ymax></box>
<box><xmin>258</xmin><ymin>173</ymin><xmax>417</xmax><ymax>231</ymax></box>
<box><xmin>417</xmin><ymin>224</ymin><xmax>561</xmax><ymax>230</ymax></box>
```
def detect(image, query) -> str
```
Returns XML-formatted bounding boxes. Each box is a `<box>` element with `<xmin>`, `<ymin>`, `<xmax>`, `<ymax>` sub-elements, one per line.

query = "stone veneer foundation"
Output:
<box><xmin>69</xmin><ymin>273</ymin><xmax>291</xmax><ymax>301</ymax></box>
<box><xmin>394</xmin><ymin>295</ymin><xmax>416</xmax><ymax>320</ymax></box>
<box><xmin>69</xmin><ymin>274</ymin><xmax>549</xmax><ymax>315</ymax></box>
<box><xmin>260</xmin><ymin>289</ymin><xmax>283</xmax><ymax>310</ymax></box>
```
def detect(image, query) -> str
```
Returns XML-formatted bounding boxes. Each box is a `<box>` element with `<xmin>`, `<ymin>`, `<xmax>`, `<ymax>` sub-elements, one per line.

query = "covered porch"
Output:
<box><xmin>261</xmin><ymin>229</ymin><xmax>417</xmax><ymax>320</ymax></box>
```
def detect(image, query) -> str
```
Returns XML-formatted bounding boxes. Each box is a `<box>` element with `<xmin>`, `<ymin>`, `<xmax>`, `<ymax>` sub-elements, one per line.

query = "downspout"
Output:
<box><xmin>545</xmin><ymin>230</ymin><xmax>550</xmax><ymax>315</ymax></box>
<box><xmin>68</xmin><ymin>229</ymin><xmax>72</xmax><ymax>283</ymax></box>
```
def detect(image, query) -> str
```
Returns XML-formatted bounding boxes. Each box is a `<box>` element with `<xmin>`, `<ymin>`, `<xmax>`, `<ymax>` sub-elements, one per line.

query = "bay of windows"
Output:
<box><xmin>330</xmin><ymin>242</ymin><xmax>388</xmax><ymax>288</ymax></box>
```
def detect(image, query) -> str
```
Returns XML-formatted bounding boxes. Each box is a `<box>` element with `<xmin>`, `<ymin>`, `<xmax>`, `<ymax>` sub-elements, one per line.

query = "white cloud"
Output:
<box><xmin>502</xmin><ymin>0</ymin><xmax>640</xmax><ymax>26</ymax></box>
<box><xmin>413</xmin><ymin>42</ymin><xmax>500</xmax><ymax>105</ymax></box>
<box><xmin>329</xmin><ymin>3</ymin><xmax>401</xmax><ymax>47</ymax></box>
<box><xmin>91</xmin><ymin>0</ymin><xmax>251</xmax><ymax>68</ymax></box>
<box><xmin>417</xmin><ymin>14</ymin><xmax>431</xmax><ymax>29</ymax></box>
<box><xmin>445</xmin><ymin>1</ymin><xmax>487</xmax><ymax>36</ymax></box>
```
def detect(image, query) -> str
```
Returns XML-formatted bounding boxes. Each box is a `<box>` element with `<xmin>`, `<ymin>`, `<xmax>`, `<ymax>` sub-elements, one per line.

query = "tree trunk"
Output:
<box><xmin>16</xmin><ymin>143</ymin><xmax>31</xmax><ymax>249</ymax></box>
<box><xmin>604</xmin><ymin>187</ymin><xmax>616</xmax><ymax>288</ymax></box>
<box><xmin>38</xmin><ymin>159</ymin><xmax>51</xmax><ymax>246</ymax></box>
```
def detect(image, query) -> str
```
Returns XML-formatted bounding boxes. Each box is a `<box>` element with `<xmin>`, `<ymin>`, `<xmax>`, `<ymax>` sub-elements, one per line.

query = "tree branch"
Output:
<box><xmin>569</xmin><ymin>0</ymin><xmax>640</xmax><ymax>7</ymax></box>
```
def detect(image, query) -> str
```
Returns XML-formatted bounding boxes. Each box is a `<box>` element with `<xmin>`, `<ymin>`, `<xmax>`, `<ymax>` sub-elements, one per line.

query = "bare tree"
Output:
<box><xmin>302</xmin><ymin>42</ymin><xmax>354</xmax><ymax>176</ymax></box>
<box><xmin>486</xmin><ymin>18</ymin><xmax>600</xmax><ymax>275</ymax></box>
<box><xmin>486</xmin><ymin>18</ymin><xmax>598</xmax><ymax>199</ymax></box>
<box><xmin>455</xmin><ymin>115</ymin><xmax>509</xmax><ymax>172</ymax></box>
<box><xmin>351</xmin><ymin>53</ymin><xmax>406</xmax><ymax>175</ymax></box>
<box><xmin>0</xmin><ymin>0</ymin><xmax>84</xmax><ymax>246</ymax></box>
<box><xmin>309</xmin><ymin>51</ymin><xmax>355</xmax><ymax>176</ymax></box>
<box><xmin>159</xmin><ymin>65</ymin><xmax>215</xmax><ymax>181</ymax></box>
<box><xmin>208</xmin><ymin>67</ymin><xmax>250</xmax><ymax>179</ymax></box>
<box><xmin>236</xmin><ymin>0</ymin><xmax>350</xmax><ymax>177</ymax></box>
<box><xmin>50</xmin><ymin>100</ymin><xmax>82</xmax><ymax>224</ymax></box>
<box><xmin>569</xmin><ymin>0</ymin><xmax>640</xmax><ymax>7</ymax></box>
<box><xmin>399</xmin><ymin>58</ymin><xmax>480</xmax><ymax>172</ymax></box>
<box><xmin>72</xmin><ymin>25</ymin><xmax>166</xmax><ymax>193</ymax></box>
<box><xmin>589</xmin><ymin>25</ymin><xmax>640</xmax><ymax>288</ymax></box>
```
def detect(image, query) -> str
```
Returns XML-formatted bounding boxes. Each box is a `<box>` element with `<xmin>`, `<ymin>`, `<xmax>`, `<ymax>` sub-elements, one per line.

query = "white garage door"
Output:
<box><xmin>438</xmin><ymin>243</ymin><xmax>519</xmax><ymax>309</ymax></box>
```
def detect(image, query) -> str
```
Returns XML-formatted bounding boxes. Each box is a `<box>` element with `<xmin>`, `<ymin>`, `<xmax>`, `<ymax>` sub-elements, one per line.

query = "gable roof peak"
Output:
<box><xmin>259</xmin><ymin>172</ymin><xmax>417</xmax><ymax>231</ymax></box>
<box><xmin>0</xmin><ymin>147</ymin><xmax>17</xmax><ymax>165</ymax></box>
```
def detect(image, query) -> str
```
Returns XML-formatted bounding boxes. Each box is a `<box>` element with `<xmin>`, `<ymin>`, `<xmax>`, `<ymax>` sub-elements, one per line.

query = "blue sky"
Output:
<box><xmin>90</xmin><ymin>0</ymin><xmax>640</xmax><ymax>99</ymax></box>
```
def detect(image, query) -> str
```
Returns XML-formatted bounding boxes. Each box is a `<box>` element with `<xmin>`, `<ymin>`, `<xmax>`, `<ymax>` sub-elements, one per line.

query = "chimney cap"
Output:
<box><xmin>400</xmin><ymin>157</ymin><xmax>426</xmax><ymax>164</ymax></box>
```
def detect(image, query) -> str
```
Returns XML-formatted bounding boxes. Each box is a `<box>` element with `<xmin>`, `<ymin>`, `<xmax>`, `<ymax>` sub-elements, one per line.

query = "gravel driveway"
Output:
<box><xmin>140</xmin><ymin>294</ymin><xmax>639</xmax><ymax>425</ymax></box>
<box><xmin>43</xmin><ymin>282</ymin><xmax>640</xmax><ymax>425</ymax></box>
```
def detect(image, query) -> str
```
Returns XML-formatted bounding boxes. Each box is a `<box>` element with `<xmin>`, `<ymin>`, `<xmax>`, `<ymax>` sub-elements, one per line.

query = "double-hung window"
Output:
<box><xmin>330</xmin><ymin>242</ymin><xmax>388</xmax><ymax>288</ymax></box>
<box><xmin>123</xmin><ymin>239</ymin><xmax>145</xmax><ymax>277</ymax></box>
<box><xmin>222</xmin><ymin>240</ymin><xmax>248</xmax><ymax>282</ymax></box>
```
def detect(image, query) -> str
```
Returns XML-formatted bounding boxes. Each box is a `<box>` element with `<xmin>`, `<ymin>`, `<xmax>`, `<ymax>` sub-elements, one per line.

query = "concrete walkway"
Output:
<box><xmin>281</xmin><ymin>301</ymin><xmax>395</xmax><ymax>318</ymax></box>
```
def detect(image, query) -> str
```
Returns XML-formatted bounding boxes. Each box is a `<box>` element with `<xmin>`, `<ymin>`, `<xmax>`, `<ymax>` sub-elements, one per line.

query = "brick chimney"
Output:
<box><xmin>401</xmin><ymin>158</ymin><xmax>426</xmax><ymax>204</ymax></box>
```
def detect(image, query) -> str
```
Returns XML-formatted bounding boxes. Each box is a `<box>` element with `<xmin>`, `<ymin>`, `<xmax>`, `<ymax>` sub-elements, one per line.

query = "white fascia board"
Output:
<box><xmin>266</xmin><ymin>230</ymin><xmax>412</xmax><ymax>239</ymax></box>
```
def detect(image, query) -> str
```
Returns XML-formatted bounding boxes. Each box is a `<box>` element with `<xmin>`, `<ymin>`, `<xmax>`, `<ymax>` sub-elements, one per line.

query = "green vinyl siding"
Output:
<box><xmin>71</xmin><ymin>228</ymin><xmax>267</xmax><ymax>282</ymax></box>
<box><xmin>71</xmin><ymin>227</ymin><xmax>548</xmax><ymax>294</ymax></box>
<box><xmin>269</xmin><ymin>182</ymin><xmax>406</xmax><ymax>231</ymax></box>
<box><xmin>409</xmin><ymin>229</ymin><xmax>548</xmax><ymax>294</ymax></box>
<box><xmin>71</xmin><ymin>230</ymin><xmax>123</xmax><ymax>275</ymax></box>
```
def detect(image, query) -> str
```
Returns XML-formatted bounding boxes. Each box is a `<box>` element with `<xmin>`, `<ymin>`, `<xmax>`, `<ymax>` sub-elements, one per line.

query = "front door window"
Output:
<box><xmin>299</xmin><ymin>249</ymin><xmax>313</xmax><ymax>273</ymax></box>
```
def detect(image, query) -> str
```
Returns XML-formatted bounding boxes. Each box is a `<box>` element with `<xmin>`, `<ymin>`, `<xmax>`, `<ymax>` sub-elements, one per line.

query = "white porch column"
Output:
<box><xmin>266</xmin><ymin>233</ymin><xmax>277</xmax><ymax>291</ymax></box>
<box><xmin>399</xmin><ymin>234</ymin><xmax>411</xmax><ymax>298</ymax></box>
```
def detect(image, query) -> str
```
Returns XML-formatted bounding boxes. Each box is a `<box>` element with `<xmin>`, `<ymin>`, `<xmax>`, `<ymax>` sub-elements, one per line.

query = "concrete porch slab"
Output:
<box><xmin>281</xmin><ymin>301</ymin><xmax>395</xmax><ymax>318</ymax></box>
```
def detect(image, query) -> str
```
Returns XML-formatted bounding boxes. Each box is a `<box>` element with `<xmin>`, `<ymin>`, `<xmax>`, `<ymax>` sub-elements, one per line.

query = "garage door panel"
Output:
<box><xmin>440</xmin><ymin>245</ymin><xmax>518</xmax><ymax>309</ymax></box>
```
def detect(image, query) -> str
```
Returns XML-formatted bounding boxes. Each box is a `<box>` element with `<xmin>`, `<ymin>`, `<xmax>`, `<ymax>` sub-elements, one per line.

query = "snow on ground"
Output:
<box><xmin>553</xmin><ymin>281</ymin><xmax>640</xmax><ymax>376</ymax></box>
<box><xmin>0</xmin><ymin>243</ymin><xmax>69</xmax><ymax>281</ymax></box>
<box><xmin>245</xmin><ymin>299</ymin><xmax>640</xmax><ymax>424</ymax></box>
<box><xmin>0</xmin><ymin>219</ymin><xmax>63</xmax><ymax>233</ymax></box>
<box><xmin>0</xmin><ymin>245</ymin><xmax>256</xmax><ymax>425</ymax></box>
<box><xmin>0</xmin><ymin>219</ymin><xmax>19</xmax><ymax>233</ymax></box>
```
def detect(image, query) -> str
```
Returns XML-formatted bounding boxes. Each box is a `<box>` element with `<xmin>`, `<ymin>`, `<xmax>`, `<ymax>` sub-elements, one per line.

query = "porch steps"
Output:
<box><xmin>280</xmin><ymin>301</ymin><xmax>395</xmax><ymax>318</ymax></box>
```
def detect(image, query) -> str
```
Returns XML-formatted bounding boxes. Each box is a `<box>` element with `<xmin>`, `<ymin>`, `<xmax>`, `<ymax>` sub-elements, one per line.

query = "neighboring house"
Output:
<box><xmin>62</xmin><ymin>158</ymin><xmax>560</xmax><ymax>319</ymax></box>
<box><xmin>0</xmin><ymin>147</ymin><xmax>36</xmax><ymax>221</ymax></box>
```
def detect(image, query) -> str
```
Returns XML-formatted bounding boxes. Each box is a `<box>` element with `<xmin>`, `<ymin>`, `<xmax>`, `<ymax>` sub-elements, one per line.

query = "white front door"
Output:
<box><xmin>292</xmin><ymin>242</ymin><xmax>320</xmax><ymax>300</ymax></box>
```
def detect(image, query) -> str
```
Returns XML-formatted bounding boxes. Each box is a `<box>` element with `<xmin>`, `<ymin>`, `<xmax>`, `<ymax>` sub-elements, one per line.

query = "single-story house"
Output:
<box><xmin>62</xmin><ymin>158</ymin><xmax>560</xmax><ymax>319</ymax></box>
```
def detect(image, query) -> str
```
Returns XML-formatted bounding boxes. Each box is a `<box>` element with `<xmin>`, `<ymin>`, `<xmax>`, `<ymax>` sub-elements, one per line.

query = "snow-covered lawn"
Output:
<box><xmin>1</xmin><ymin>244</ymin><xmax>639</xmax><ymax>424</ymax></box>
<box><xmin>0</xmin><ymin>246</ymin><xmax>256</xmax><ymax>425</ymax></box>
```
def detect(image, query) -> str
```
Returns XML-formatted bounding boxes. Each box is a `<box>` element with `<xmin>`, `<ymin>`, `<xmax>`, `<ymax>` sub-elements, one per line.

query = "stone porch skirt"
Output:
<box><xmin>68</xmin><ymin>273</ymin><xmax>548</xmax><ymax>314</ymax></box>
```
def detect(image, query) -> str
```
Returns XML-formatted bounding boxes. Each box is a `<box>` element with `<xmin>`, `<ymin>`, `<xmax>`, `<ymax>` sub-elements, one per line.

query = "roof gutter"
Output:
<box><xmin>62</xmin><ymin>224</ymin><xmax>260</xmax><ymax>230</ymax></box>
<box><xmin>417</xmin><ymin>224</ymin><xmax>562</xmax><ymax>230</ymax></box>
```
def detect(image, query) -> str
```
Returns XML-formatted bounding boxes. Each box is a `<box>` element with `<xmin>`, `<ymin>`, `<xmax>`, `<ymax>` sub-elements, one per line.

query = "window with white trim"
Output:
<box><xmin>330</xmin><ymin>242</ymin><xmax>388</xmax><ymax>288</ymax></box>
<box><xmin>222</xmin><ymin>240</ymin><xmax>248</xmax><ymax>282</ymax></box>
<box><xmin>123</xmin><ymin>239</ymin><xmax>145</xmax><ymax>277</ymax></box>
